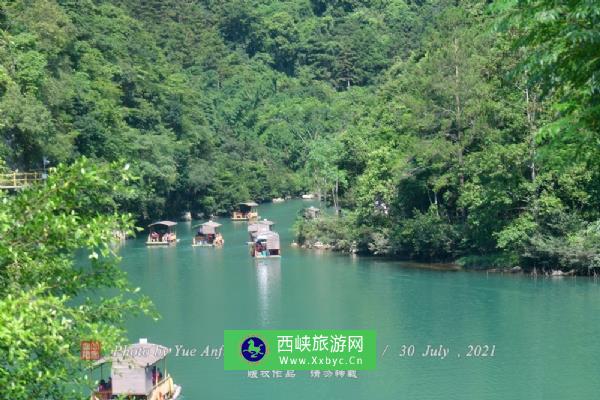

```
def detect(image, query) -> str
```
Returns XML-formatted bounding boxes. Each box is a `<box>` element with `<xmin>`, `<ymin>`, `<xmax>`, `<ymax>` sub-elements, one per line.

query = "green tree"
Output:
<box><xmin>0</xmin><ymin>158</ymin><xmax>154</xmax><ymax>399</ymax></box>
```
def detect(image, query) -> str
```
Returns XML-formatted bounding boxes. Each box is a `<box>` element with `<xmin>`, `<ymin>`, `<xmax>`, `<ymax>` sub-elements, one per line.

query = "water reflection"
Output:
<box><xmin>255</xmin><ymin>259</ymin><xmax>281</xmax><ymax>325</ymax></box>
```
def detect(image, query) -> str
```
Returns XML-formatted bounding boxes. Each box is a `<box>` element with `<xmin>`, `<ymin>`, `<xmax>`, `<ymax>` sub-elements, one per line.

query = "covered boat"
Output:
<box><xmin>232</xmin><ymin>201</ymin><xmax>259</xmax><ymax>221</ymax></box>
<box><xmin>90</xmin><ymin>338</ymin><xmax>181</xmax><ymax>400</ymax></box>
<box><xmin>247</xmin><ymin>219</ymin><xmax>275</xmax><ymax>242</ymax></box>
<box><xmin>251</xmin><ymin>231</ymin><xmax>281</xmax><ymax>258</ymax></box>
<box><xmin>304</xmin><ymin>206</ymin><xmax>321</xmax><ymax>219</ymax></box>
<box><xmin>146</xmin><ymin>221</ymin><xmax>177</xmax><ymax>246</ymax></box>
<box><xmin>192</xmin><ymin>220</ymin><xmax>224</xmax><ymax>247</ymax></box>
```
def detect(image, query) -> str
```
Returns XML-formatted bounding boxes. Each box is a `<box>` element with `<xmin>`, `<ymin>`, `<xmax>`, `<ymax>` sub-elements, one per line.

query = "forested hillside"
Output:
<box><xmin>0</xmin><ymin>0</ymin><xmax>440</xmax><ymax>218</ymax></box>
<box><xmin>1</xmin><ymin>0</ymin><xmax>598</xmax><ymax>269</ymax></box>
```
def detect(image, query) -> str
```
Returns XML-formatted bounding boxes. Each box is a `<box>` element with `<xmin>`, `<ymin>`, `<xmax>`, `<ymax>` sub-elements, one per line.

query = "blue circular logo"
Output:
<box><xmin>241</xmin><ymin>336</ymin><xmax>266</xmax><ymax>362</ymax></box>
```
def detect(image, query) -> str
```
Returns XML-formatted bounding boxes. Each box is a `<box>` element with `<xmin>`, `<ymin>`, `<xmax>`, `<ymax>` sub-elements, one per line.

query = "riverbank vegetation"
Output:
<box><xmin>0</xmin><ymin>159</ymin><xmax>154</xmax><ymax>398</ymax></box>
<box><xmin>1</xmin><ymin>0</ymin><xmax>598</xmax><ymax>272</ymax></box>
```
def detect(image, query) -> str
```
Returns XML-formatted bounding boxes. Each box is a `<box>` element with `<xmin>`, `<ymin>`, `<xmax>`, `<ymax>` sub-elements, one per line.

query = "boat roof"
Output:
<box><xmin>248</xmin><ymin>219</ymin><xmax>274</xmax><ymax>232</ymax></box>
<box><xmin>148</xmin><ymin>220</ymin><xmax>177</xmax><ymax>227</ymax></box>
<box><xmin>203</xmin><ymin>220</ymin><xmax>222</xmax><ymax>227</ymax></box>
<box><xmin>93</xmin><ymin>340</ymin><xmax>170</xmax><ymax>368</ymax></box>
<box><xmin>193</xmin><ymin>220</ymin><xmax>222</xmax><ymax>228</ymax></box>
<box><xmin>257</xmin><ymin>231</ymin><xmax>279</xmax><ymax>240</ymax></box>
<box><xmin>257</xmin><ymin>231</ymin><xmax>280</xmax><ymax>248</ymax></box>
<box><xmin>239</xmin><ymin>201</ymin><xmax>258</xmax><ymax>207</ymax></box>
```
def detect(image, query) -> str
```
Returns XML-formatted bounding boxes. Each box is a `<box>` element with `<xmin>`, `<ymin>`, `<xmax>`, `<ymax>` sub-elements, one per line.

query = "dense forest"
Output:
<box><xmin>1</xmin><ymin>0</ymin><xmax>599</xmax><ymax>270</ymax></box>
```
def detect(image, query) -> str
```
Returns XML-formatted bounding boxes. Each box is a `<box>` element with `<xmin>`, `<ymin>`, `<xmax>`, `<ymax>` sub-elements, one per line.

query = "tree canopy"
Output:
<box><xmin>0</xmin><ymin>0</ymin><xmax>598</xmax><ymax>264</ymax></box>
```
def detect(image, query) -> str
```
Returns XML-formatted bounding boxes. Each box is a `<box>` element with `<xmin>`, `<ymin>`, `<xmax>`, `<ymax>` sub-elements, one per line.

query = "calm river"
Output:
<box><xmin>118</xmin><ymin>200</ymin><xmax>600</xmax><ymax>399</ymax></box>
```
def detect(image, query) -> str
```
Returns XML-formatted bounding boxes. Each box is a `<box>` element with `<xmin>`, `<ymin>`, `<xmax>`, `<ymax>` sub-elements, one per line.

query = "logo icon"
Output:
<box><xmin>80</xmin><ymin>340</ymin><xmax>101</xmax><ymax>360</ymax></box>
<box><xmin>241</xmin><ymin>336</ymin><xmax>266</xmax><ymax>362</ymax></box>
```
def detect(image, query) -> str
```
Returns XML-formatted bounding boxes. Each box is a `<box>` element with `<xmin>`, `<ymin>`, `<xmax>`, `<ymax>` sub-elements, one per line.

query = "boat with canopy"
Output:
<box><xmin>90</xmin><ymin>338</ymin><xmax>181</xmax><ymax>400</ymax></box>
<box><xmin>304</xmin><ymin>206</ymin><xmax>321</xmax><ymax>219</ymax></box>
<box><xmin>231</xmin><ymin>201</ymin><xmax>259</xmax><ymax>221</ymax></box>
<box><xmin>192</xmin><ymin>220</ymin><xmax>224</xmax><ymax>247</ymax></box>
<box><xmin>251</xmin><ymin>231</ymin><xmax>281</xmax><ymax>258</ymax></box>
<box><xmin>146</xmin><ymin>221</ymin><xmax>178</xmax><ymax>246</ymax></box>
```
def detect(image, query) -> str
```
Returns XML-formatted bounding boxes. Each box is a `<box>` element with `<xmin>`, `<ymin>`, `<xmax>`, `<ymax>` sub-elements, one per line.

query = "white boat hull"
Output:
<box><xmin>172</xmin><ymin>384</ymin><xmax>182</xmax><ymax>399</ymax></box>
<box><xmin>146</xmin><ymin>241</ymin><xmax>177</xmax><ymax>246</ymax></box>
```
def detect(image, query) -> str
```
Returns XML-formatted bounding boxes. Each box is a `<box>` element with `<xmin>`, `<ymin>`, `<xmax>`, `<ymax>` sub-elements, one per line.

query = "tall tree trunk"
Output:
<box><xmin>453</xmin><ymin>38</ymin><xmax>466</xmax><ymax>222</ymax></box>
<box><xmin>453</xmin><ymin>38</ymin><xmax>464</xmax><ymax>188</ymax></box>
<box><xmin>332</xmin><ymin>187</ymin><xmax>337</xmax><ymax>215</ymax></box>
<box><xmin>333</xmin><ymin>177</ymin><xmax>340</xmax><ymax>216</ymax></box>
<box><xmin>525</xmin><ymin>87</ymin><xmax>537</xmax><ymax>182</ymax></box>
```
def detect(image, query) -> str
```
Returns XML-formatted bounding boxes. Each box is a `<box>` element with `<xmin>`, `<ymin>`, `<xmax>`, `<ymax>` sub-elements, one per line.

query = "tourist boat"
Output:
<box><xmin>146</xmin><ymin>221</ymin><xmax>178</xmax><ymax>246</ymax></box>
<box><xmin>231</xmin><ymin>201</ymin><xmax>259</xmax><ymax>221</ymax></box>
<box><xmin>90</xmin><ymin>338</ymin><xmax>182</xmax><ymax>400</ymax></box>
<box><xmin>272</xmin><ymin>197</ymin><xmax>285</xmax><ymax>203</ymax></box>
<box><xmin>304</xmin><ymin>206</ymin><xmax>321</xmax><ymax>219</ymax></box>
<box><xmin>247</xmin><ymin>219</ymin><xmax>275</xmax><ymax>243</ymax></box>
<box><xmin>301</xmin><ymin>193</ymin><xmax>315</xmax><ymax>199</ymax></box>
<box><xmin>192</xmin><ymin>220</ymin><xmax>224</xmax><ymax>247</ymax></box>
<box><xmin>251</xmin><ymin>231</ymin><xmax>281</xmax><ymax>258</ymax></box>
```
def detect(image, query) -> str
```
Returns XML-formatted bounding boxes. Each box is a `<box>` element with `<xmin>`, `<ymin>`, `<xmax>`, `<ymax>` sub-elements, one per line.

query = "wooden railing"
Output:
<box><xmin>90</xmin><ymin>376</ymin><xmax>175</xmax><ymax>400</ymax></box>
<box><xmin>0</xmin><ymin>171</ymin><xmax>45</xmax><ymax>189</ymax></box>
<box><xmin>148</xmin><ymin>376</ymin><xmax>175</xmax><ymax>400</ymax></box>
<box><xmin>232</xmin><ymin>211</ymin><xmax>259</xmax><ymax>220</ymax></box>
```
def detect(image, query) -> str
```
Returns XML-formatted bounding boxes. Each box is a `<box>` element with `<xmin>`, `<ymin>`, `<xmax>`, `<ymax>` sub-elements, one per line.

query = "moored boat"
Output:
<box><xmin>146</xmin><ymin>221</ymin><xmax>178</xmax><ymax>246</ymax></box>
<box><xmin>272</xmin><ymin>197</ymin><xmax>285</xmax><ymax>203</ymax></box>
<box><xmin>304</xmin><ymin>206</ymin><xmax>321</xmax><ymax>219</ymax></box>
<box><xmin>90</xmin><ymin>338</ymin><xmax>181</xmax><ymax>400</ymax></box>
<box><xmin>231</xmin><ymin>201</ymin><xmax>259</xmax><ymax>221</ymax></box>
<box><xmin>192</xmin><ymin>220</ymin><xmax>224</xmax><ymax>247</ymax></box>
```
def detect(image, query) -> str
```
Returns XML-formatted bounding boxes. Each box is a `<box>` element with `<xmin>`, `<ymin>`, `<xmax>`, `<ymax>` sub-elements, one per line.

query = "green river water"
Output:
<box><xmin>117</xmin><ymin>199</ymin><xmax>600</xmax><ymax>399</ymax></box>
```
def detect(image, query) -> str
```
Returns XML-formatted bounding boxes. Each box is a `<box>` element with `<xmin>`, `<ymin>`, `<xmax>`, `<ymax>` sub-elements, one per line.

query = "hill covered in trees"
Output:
<box><xmin>1</xmin><ymin>0</ymin><xmax>599</xmax><ymax>269</ymax></box>
<box><xmin>0</xmin><ymin>0</ymin><xmax>444</xmax><ymax>218</ymax></box>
